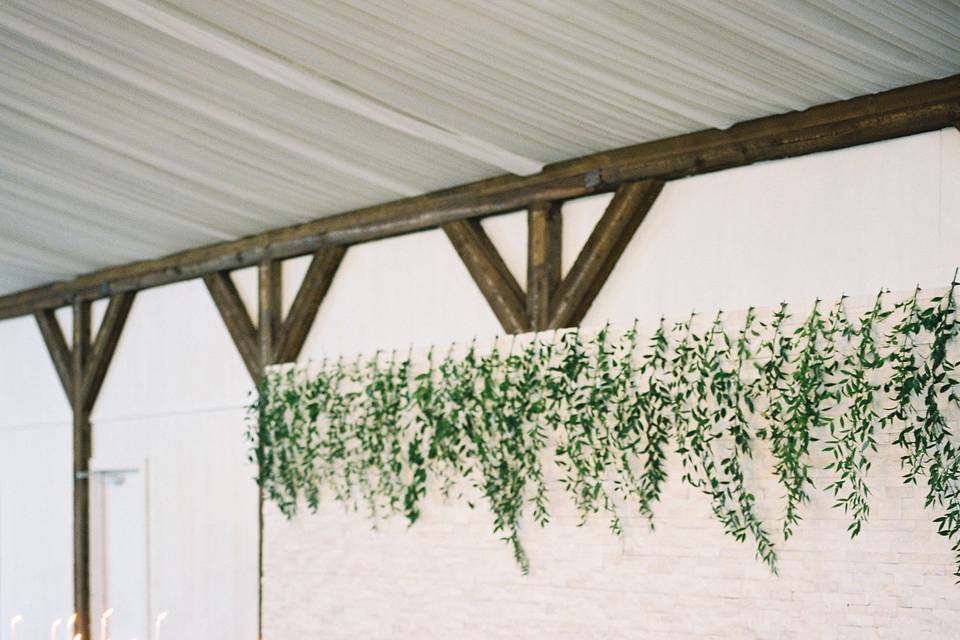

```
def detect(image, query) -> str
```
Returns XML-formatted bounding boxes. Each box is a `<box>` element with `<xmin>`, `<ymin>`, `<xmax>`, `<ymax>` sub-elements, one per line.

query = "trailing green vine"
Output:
<box><xmin>630</xmin><ymin>319</ymin><xmax>672</xmax><ymax>525</ymax></box>
<box><xmin>250</xmin><ymin>279</ymin><xmax>960</xmax><ymax>578</ymax></box>
<box><xmin>825</xmin><ymin>292</ymin><xmax>889</xmax><ymax>536</ymax></box>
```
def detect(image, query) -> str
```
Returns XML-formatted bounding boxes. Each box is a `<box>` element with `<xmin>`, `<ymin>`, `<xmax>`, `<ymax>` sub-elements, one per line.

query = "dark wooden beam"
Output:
<box><xmin>71</xmin><ymin>299</ymin><xmax>92</xmax><ymax>640</ymax></box>
<box><xmin>78</xmin><ymin>292</ymin><xmax>136</xmax><ymax>414</ymax></box>
<box><xmin>1</xmin><ymin>75</ymin><xmax>957</xmax><ymax>320</ymax></box>
<box><xmin>549</xmin><ymin>181</ymin><xmax>664</xmax><ymax>329</ymax></box>
<box><xmin>273</xmin><ymin>247</ymin><xmax>346</xmax><ymax>364</ymax></box>
<box><xmin>35</xmin><ymin>308</ymin><xmax>72</xmax><ymax>401</ymax></box>
<box><xmin>527</xmin><ymin>201</ymin><xmax>563</xmax><ymax>331</ymax></box>
<box><xmin>443</xmin><ymin>218</ymin><xmax>528</xmax><ymax>334</ymax></box>
<box><xmin>203</xmin><ymin>271</ymin><xmax>260</xmax><ymax>381</ymax></box>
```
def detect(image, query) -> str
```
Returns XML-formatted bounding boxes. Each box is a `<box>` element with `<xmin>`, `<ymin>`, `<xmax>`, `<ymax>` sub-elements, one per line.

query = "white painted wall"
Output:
<box><xmin>1</xmin><ymin>128</ymin><xmax>959</xmax><ymax>639</ymax></box>
<box><xmin>0</xmin><ymin>280</ymin><xmax>258</xmax><ymax>639</ymax></box>
<box><xmin>88</xmin><ymin>279</ymin><xmax>259</xmax><ymax>640</ymax></box>
<box><xmin>0</xmin><ymin>314</ymin><xmax>72</xmax><ymax>640</ymax></box>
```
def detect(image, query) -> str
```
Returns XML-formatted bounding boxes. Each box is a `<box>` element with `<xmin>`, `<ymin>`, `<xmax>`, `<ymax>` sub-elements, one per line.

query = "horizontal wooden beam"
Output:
<box><xmin>69</xmin><ymin>298</ymin><xmax>92</xmax><ymax>640</ymax></box>
<box><xmin>1</xmin><ymin>75</ymin><xmax>958</xmax><ymax>320</ymax></box>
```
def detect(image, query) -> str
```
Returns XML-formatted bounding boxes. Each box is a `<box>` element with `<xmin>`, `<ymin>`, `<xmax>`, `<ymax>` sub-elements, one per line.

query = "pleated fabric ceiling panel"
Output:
<box><xmin>0</xmin><ymin>0</ymin><xmax>957</xmax><ymax>294</ymax></box>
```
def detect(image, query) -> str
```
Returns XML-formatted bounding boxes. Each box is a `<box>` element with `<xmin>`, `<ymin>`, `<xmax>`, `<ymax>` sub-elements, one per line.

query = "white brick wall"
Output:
<box><xmin>263</xmin><ymin>412</ymin><xmax>960</xmax><ymax>639</ymax></box>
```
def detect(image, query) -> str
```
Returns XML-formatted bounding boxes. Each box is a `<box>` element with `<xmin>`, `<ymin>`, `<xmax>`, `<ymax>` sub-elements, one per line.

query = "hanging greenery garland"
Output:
<box><xmin>249</xmin><ymin>277</ymin><xmax>960</xmax><ymax>577</ymax></box>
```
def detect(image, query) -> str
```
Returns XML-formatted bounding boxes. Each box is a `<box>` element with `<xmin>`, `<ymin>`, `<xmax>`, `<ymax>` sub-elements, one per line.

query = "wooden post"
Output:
<box><xmin>72</xmin><ymin>300</ymin><xmax>92</xmax><ymax>640</ymax></box>
<box><xmin>257</xmin><ymin>259</ymin><xmax>282</xmax><ymax>381</ymax></box>
<box><xmin>527</xmin><ymin>202</ymin><xmax>562</xmax><ymax>331</ymax></box>
<box><xmin>255</xmin><ymin>258</ymin><xmax>280</xmax><ymax>640</ymax></box>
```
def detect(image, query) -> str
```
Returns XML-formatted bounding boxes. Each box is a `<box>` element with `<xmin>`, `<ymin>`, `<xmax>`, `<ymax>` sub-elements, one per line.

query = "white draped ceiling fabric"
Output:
<box><xmin>0</xmin><ymin>0</ymin><xmax>958</xmax><ymax>295</ymax></box>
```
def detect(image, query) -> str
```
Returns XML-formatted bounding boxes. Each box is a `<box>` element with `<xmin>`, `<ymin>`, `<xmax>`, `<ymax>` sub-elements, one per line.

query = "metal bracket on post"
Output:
<box><xmin>76</xmin><ymin>468</ymin><xmax>140</xmax><ymax>486</ymax></box>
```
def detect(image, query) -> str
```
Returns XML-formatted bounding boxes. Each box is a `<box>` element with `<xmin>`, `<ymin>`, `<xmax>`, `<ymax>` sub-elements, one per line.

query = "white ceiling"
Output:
<box><xmin>0</xmin><ymin>0</ymin><xmax>958</xmax><ymax>295</ymax></box>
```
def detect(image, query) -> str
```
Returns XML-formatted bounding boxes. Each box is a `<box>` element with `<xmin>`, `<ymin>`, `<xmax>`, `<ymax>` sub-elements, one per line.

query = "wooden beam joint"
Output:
<box><xmin>205</xmin><ymin>249</ymin><xmax>346</xmax><ymax>383</ymax></box>
<box><xmin>450</xmin><ymin>180</ymin><xmax>663</xmax><ymax>333</ymax></box>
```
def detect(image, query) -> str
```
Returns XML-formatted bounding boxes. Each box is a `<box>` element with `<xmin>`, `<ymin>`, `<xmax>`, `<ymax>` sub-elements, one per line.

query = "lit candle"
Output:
<box><xmin>154</xmin><ymin>612</ymin><xmax>167</xmax><ymax>640</ymax></box>
<box><xmin>10</xmin><ymin>616</ymin><xmax>23</xmax><ymax>640</ymax></box>
<box><xmin>67</xmin><ymin>613</ymin><xmax>77</xmax><ymax>640</ymax></box>
<box><xmin>51</xmin><ymin>618</ymin><xmax>63</xmax><ymax>640</ymax></box>
<box><xmin>100</xmin><ymin>609</ymin><xmax>113</xmax><ymax>640</ymax></box>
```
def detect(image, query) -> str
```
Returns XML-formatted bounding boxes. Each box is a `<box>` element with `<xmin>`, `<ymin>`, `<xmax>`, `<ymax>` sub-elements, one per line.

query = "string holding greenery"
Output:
<box><xmin>249</xmin><ymin>276</ymin><xmax>960</xmax><ymax>578</ymax></box>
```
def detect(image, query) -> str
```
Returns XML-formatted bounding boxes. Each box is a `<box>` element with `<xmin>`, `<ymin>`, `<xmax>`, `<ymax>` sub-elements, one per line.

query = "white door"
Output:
<box><xmin>88</xmin><ymin>458</ymin><xmax>150</xmax><ymax>640</ymax></box>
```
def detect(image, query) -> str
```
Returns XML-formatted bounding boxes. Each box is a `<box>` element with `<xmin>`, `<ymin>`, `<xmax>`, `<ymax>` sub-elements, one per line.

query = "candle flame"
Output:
<box><xmin>101</xmin><ymin>609</ymin><xmax>113</xmax><ymax>621</ymax></box>
<box><xmin>154</xmin><ymin>611</ymin><xmax>168</xmax><ymax>640</ymax></box>
<box><xmin>70</xmin><ymin>614</ymin><xmax>78</xmax><ymax>624</ymax></box>
<box><xmin>74</xmin><ymin>635</ymin><xmax>82</xmax><ymax>640</ymax></box>
<box><xmin>10</xmin><ymin>616</ymin><xmax>24</xmax><ymax>625</ymax></box>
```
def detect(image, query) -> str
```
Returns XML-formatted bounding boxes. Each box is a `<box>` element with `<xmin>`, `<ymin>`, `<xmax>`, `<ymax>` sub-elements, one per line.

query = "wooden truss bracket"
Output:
<box><xmin>203</xmin><ymin>247</ymin><xmax>346</xmax><ymax>383</ymax></box>
<box><xmin>34</xmin><ymin>292</ymin><xmax>137</xmax><ymax>640</ymax></box>
<box><xmin>445</xmin><ymin>180</ymin><xmax>664</xmax><ymax>332</ymax></box>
